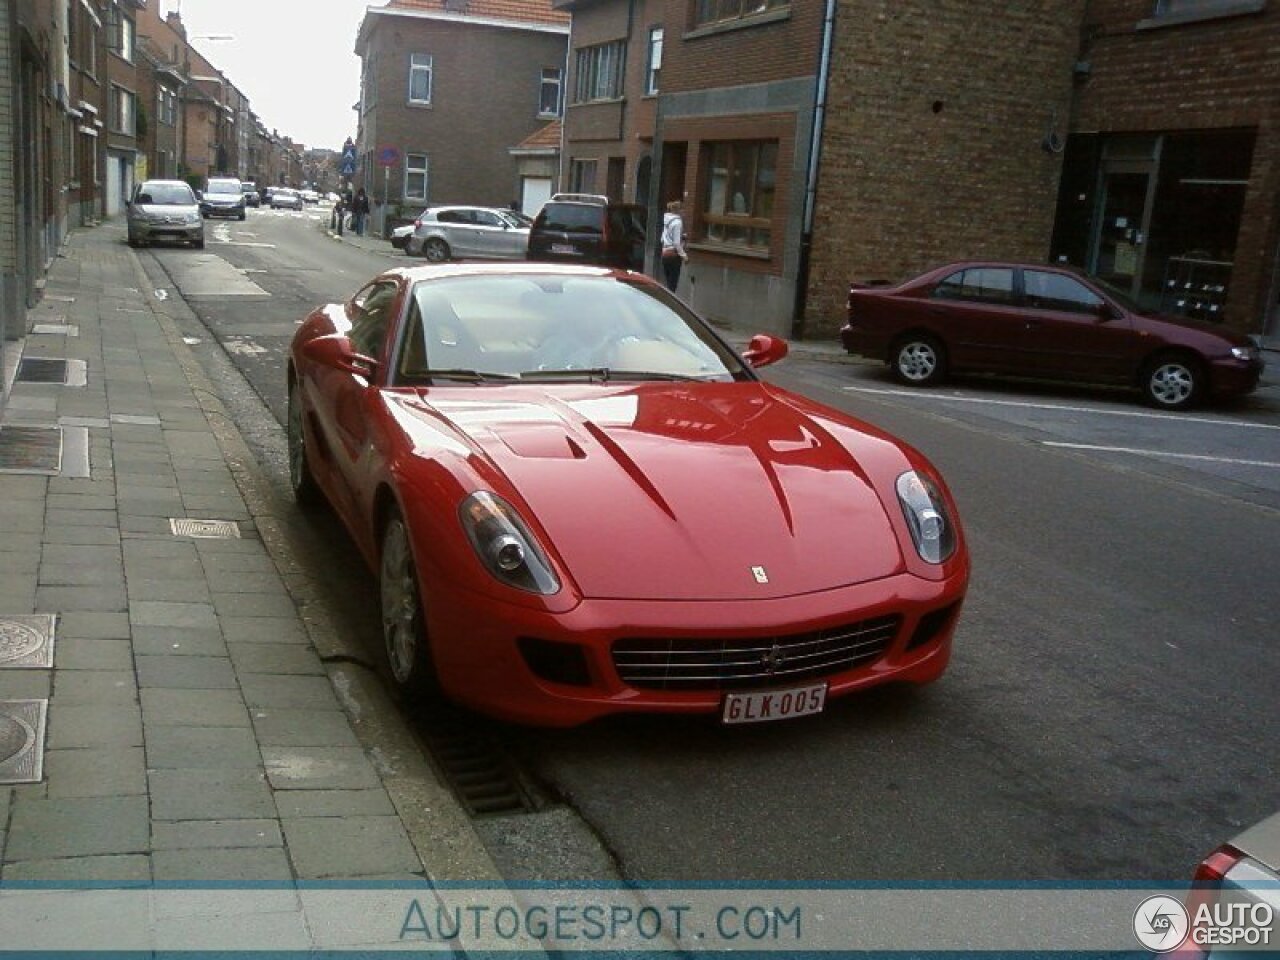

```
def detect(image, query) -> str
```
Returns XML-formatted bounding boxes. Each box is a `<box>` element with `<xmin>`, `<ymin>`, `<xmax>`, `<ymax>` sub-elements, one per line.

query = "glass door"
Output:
<box><xmin>1092</xmin><ymin>168</ymin><xmax>1153</xmax><ymax>300</ymax></box>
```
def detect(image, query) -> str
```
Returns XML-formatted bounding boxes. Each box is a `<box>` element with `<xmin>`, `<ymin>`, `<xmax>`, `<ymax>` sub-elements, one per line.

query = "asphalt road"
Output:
<box><xmin>140</xmin><ymin>209</ymin><xmax>1280</xmax><ymax>883</ymax></box>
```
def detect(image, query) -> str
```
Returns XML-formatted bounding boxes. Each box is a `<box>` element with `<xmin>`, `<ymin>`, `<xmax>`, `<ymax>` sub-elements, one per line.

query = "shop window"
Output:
<box><xmin>694</xmin><ymin>0</ymin><xmax>788</xmax><ymax>28</ymax></box>
<box><xmin>701</xmin><ymin>141</ymin><xmax>776</xmax><ymax>251</ymax></box>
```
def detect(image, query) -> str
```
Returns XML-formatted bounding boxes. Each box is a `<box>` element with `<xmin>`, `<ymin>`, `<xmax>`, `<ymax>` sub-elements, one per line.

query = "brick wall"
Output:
<box><xmin>1</xmin><ymin>0</ymin><xmax>16</xmax><ymax>359</ymax></box>
<box><xmin>659</xmin><ymin>0</ymin><xmax>821</xmax><ymax>93</ymax></box>
<box><xmin>365</xmin><ymin>16</ymin><xmax>568</xmax><ymax>208</ymax></box>
<box><xmin>803</xmin><ymin>0</ymin><xmax>1085</xmax><ymax>337</ymax></box>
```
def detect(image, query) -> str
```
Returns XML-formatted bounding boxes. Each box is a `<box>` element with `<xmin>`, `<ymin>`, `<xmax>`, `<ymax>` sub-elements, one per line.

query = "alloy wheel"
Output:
<box><xmin>1147</xmin><ymin>361</ymin><xmax>1196</xmax><ymax>408</ymax></box>
<box><xmin>897</xmin><ymin>341</ymin><xmax>939</xmax><ymax>382</ymax></box>
<box><xmin>381</xmin><ymin>517</ymin><xmax>420</xmax><ymax>686</ymax></box>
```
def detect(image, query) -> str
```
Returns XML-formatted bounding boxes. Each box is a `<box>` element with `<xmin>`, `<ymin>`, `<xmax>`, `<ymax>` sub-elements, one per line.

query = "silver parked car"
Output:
<box><xmin>127</xmin><ymin>180</ymin><xmax>205</xmax><ymax>249</ymax></box>
<box><xmin>271</xmin><ymin>188</ymin><xmax>304</xmax><ymax>211</ymax></box>
<box><xmin>1180</xmin><ymin>811</ymin><xmax>1280</xmax><ymax>953</ymax></box>
<box><xmin>406</xmin><ymin>206</ymin><xmax>530</xmax><ymax>262</ymax></box>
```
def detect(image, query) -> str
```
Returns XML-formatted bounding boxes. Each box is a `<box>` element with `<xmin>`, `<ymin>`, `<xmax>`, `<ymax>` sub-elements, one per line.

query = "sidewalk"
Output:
<box><xmin>0</xmin><ymin>225</ymin><xmax>498</xmax><ymax>926</ymax></box>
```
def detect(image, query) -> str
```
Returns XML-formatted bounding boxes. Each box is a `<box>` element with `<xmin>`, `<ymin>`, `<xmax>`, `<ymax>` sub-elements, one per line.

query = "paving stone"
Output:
<box><xmin>151</xmin><ymin>819</ymin><xmax>282</xmax><ymax>851</ymax></box>
<box><xmin>0</xmin><ymin>511</ymin><xmax>44</xmax><ymax>533</ymax></box>
<box><xmin>141</xmin><ymin>688</ymin><xmax>250</xmax><ymax>727</ymax></box>
<box><xmin>52</xmin><ymin>670</ymin><xmax>137</xmax><ymax>705</ymax></box>
<box><xmin>44</xmin><ymin>508</ymin><xmax>119</xmax><ymax>528</ymax></box>
<box><xmin>0</xmin><ymin>476</ymin><xmax>48</xmax><ymax>499</ymax></box>
<box><xmin>282</xmin><ymin>817</ymin><xmax>422</xmax><ymax>879</ymax></box>
<box><xmin>37</xmin><ymin>563</ymin><xmax>126</xmax><ymax>587</ymax></box>
<box><xmin>45</xmin><ymin>494</ymin><xmax>116</xmax><ymax>512</ymax></box>
<box><xmin>47</xmin><ymin>703</ymin><xmax>143</xmax><ymax>749</ymax></box>
<box><xmin>212</xmin><ymin>592</ymin><xmax>297</xmax><ymax>619</ymax></box>
<box><xmin>272</xmin><ymin>789</ymin><xmax>396</xmax><ymax>819</ymax></box>
<box><xmin>122</xmin><ymin>556</ymin><xmax>204</xmax><ymax>581</ymax></box>
<box><xmin>117</xmin><ymin>498</ymin><xmax>186</xmax><ymax>518</ymax></box>
<box><xmin>146</xmin><ymin>725</ymin><xmax>262</xmax><ymax>770</ymax></box>
<box><xmin>41</xmin><ymin>544</ymin><xmax>122</xmax><ymax>567</ymax></box>
<box><xmin>55</xmin><ymin>636</ymin><xmax>134</xmax><ymax>671</ymax></box>
<box><xmin>227</xmin><ymin>643</ymin><xmax>324</xmax><ymax>676</ymax></box>
<box><xmin>2</xmin><ymin>854</ymin><xmax>152</xmax><ymax>882</ymax></box>
<box><xmin>0</xmin><ymin>552</ymin><xmax>40</xmax><ymax>575</ymax></box>
<box><xmin>120</xmin><ymin>515</ymin><xmax>176</xmax><ymax>535</ymax></box>
<box><xmin>250</xmin><ymin>709</ymin><xmax>362</xmax><ymax>748</ymax></box>
<box><xmin>136</xmin><ymin>655</ymin><xmax>237</xmax><ymax>689</ymax></box>
<box><xmin>152</xmin><ymin>909</ymin><xmax>312</xmax><ymax>951</ymax></box>
<box><xmin>37</xmin><ymin>585</ymin><xmax>128</xmax><ymax>613</ymax></box>
<box><xmin>130</xmin><ymin>600</ymin><xmax>218</xmax><ymax>630</ymax></box>
<box><xmin>133</xmin><ymin>626</ymin><xmax>227</xmax><ymax>658</ymax></box>
<box><xmin>0</xmin><ymin>671</ymin><xmax>52</xmax><ymax>699</ymax></box>
<box><xmin>240</xmin><ymin>674</ymin><xmax>337</xmax><ymax>710</ymax></box>
<box><xmin>219</xmin><ymin>616</ymin><xmax>311</xmax><ymax>645</ymax></box>
<box><xmin>148</xmin><ymin>768</ymin><xmax>275</xmax><ymax>821</ymax></box>
<box><xmin>122</xmin><ymin>540</ymin><xmax>195</xmax><ymax>562</ymax></box>
<box><xmin>5</xmin><ymin>796</ymin><xmax>149</xmax><ymax>861</ymax></box>
<box><xmin>125</xmin><ymin>578</ymin><xmax>211</xmax><ymax>603</ymax></box>
<box><xmin>44</xmin><ymin>747</ymin><xmax>147</xmax><ymax>799</ymax></box>
<box><xmin>56</xmin><ymin>611</ymin><xmax>131</xmax><ymax>639</ymax></box>
<box><xmin>0</xmin><ymin>590</ymin><xmax>36</xmax><ymax>613</ymax></box>
<box><xmin>152</xmin><ymin>846</ymin><xmax>293</xmax><ymax>882</ymax></box>
<box><xmin>262</xmin><ymin>746</ymin><xmax>381</xmax><ymax>791</ymax></box>
<box><xmin>43</xmin><ymin>525</ymin><xmax>121</xmax><ymax>546</ymax></box>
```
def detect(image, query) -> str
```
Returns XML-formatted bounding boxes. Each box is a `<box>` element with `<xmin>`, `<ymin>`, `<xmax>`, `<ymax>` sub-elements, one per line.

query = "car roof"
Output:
<box><xmin>382</xmin><ymin>262</ymin><xmax>641</xmax><ymax>284</ymax></box>
<box><xmin>139</xmin><ymin>180</ymin><xmax>191</xmax><ymax>188</ymax></box>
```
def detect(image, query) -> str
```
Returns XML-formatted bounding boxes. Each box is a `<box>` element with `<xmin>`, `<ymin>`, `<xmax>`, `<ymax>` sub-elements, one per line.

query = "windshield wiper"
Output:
<box><xmin>419</xmin><ymin>368</ymin><xmax>520</xmax><ymax>383</ymax></box>
<box><xmin>519</xmin><ymin>368</ymin><xmax>709</xmax><ymax>383</ymax></box>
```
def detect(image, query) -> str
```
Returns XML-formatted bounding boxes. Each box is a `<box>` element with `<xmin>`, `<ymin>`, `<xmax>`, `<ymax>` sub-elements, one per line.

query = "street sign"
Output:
<box><xmin>376</xmin><ymin>146</ymin><xmax>401</xmax><ymax>168</ymax></box>
<box><xmin>340</xmin><ymin>159</ymin><xmax>356</xmax><ymax>177</ymax></box>
<box><xmin>342</xmin><ymin>138</ymin><xmax>357</xmax><ymax>163</ymax></box>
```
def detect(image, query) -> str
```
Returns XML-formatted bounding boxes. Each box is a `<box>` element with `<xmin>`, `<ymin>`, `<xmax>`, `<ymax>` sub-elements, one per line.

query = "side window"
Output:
<box><xmin>348</xmin><ymin>281</ymin><xmax>400</xmax><ymax>360</ymax></box>
<box><xmin>437</xmin><ymin>210</ymin><xmax>464</xmax><ymax>224</ymax></box>
<box><xmin>1023</xmin><ymin>271</ymin><xmax>1104</xmax><ymax>314</ymax></box>
<box><xmin>933</xmin><ymin>268</ymin><xmax>1016</xmax><ymax>305</ymax></box>
<box><xmin>473</xmin><ymin>210</ymin><xmax>503</xmax><ymax>228</ymax></box>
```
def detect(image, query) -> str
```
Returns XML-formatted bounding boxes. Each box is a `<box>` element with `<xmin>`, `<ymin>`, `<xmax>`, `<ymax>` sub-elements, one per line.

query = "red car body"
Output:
<box><xmin>842</xmin><ymin>261</ymin><xmax>1264</xmax><ymax>408</ymax></box>
<box><xmin>289</xmin><ymin>263</ymin><xmax>969</xmax><ymax>727</ymax></box>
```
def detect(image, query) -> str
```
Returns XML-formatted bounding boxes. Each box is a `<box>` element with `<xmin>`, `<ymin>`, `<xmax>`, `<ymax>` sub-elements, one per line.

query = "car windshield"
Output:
<box><xmin>207</xmin><ymin>181</ymin><xmax>240</xmax><ymax>195</ymax></box>
<box><xmin>396</xmin><ymin>275</ymin><xmax>748</xmax><ymax>385</ymax></box>
<box><xmin>138</xmin><ymin>184</ymin><xmax>195</xmax><ymax>205</ymax></box>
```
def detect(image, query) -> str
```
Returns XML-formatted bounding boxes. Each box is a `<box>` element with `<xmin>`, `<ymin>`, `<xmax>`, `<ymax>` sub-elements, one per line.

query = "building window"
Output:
<box><xmin>702</xmin><ymin>141</ymin><xmax>777</xmax><ymax>250</ymax></box>
<box><xmin>158</xmin><ymin>88</ymin><xmax>177</xmax><ymax>126</ymax></box>
<box><xmin>112</xmin><ymin>86</ymin><xmax>136</xmax><ymax>136</ymax></box>
<box><xmin>570</xmin><ymin>158</ymin><xmax>597</xmax><ymax>193</ymax></box>
<box><xmin>408</xmin><ymin>53</ymin><xmax>433</xmax><ymax>105</ymax></box>
<box><xmin>109</xmin><ymin>6</ymin><xmax>135</xmax><ymax>63</ymax></box>
<box><xmin>645</xmin><ymin>27</ymin><xmax>662</xmax><ymax>95</ymax></box>
<box><xmin>405</xmin><ymin>153</ymin><xmax>428</xmax><ymax>201</ymax></box>
<box><xmin>1154</xmin><ymin>0</ymin><xmax>1260</xmax><ymax>13</ymax></box>
<box><xmin>362</xmin><ymin>52</ymin><xmax>378</xmax><ymax>113</ymax></box>
<box><xmin>539</xmin><ymin>67</ymin><xmax>562</xmax><ymax>117</ymax></box>
<box><xmin>86</xmin><ymin>20</ymin><xmax>99</xmax><ymax>77</ymax></box>
<box><xmin>693</xmin><ymin>0</ymin><xmax>788</xmax><ymax>28</ymax></box>
<box><xmin>573</xmin><ymin>41</ymin><xmax>625</xmax><ymax>103</ymax></box>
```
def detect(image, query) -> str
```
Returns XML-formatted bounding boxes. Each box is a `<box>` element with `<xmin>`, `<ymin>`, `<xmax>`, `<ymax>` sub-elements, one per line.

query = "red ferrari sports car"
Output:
<box><xmin>288</xmin><ymin>263</ymin><xmax>969</xmax><ymax>726</ymax></box>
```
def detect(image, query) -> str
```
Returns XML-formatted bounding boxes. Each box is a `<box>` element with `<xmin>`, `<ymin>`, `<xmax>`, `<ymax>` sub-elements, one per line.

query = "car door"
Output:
<box><xmin>471</xmin><ymin>209</ymin><xmax>513</xmax><ymax>258</ymax></box>
<box><xmin>925</xmin><ymin>267</ymin><xmax>1030</xmax><ymax>373</ymax></box>
<box><xmin>435</xmin><ymin>209</ymin><xmax>474</xmax><ymax>257</ymax></box>
<box><xmin>1019</xmin><ymin>269</ymin><xmax>1143</xmax><ymax>382</ymax></box>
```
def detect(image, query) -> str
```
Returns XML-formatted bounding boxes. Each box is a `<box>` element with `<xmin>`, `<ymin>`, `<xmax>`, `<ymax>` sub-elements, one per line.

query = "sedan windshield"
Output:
<box><xmin>396</xmin><ymin>275</ymin><xmax>748</xmax><ymax>385</ymax></box>
<box><xmin>138</xmin><ymin>184</ymin><xmax>195</xmax><ymax>205</ymax></box>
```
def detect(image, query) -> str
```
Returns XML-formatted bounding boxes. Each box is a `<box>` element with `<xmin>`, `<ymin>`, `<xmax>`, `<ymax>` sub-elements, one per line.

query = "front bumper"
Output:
<box><xmin>201</xmin><ymin>202</ymin><xmax>244</xmax><ymax>218</ymax></box>
<box><xmin>129</xmin><ymin>220</ymin><xmax>203</xmax><ymax>243</ymax></box>
<box><xmin>424</xmin><ymin>570</ymin><xmax>967</xmax><ymax>727</ymax></box>
<box><xmin>1208</xmin><ymin>355</ymin><xmax>1265</xmax><ymax>397</ymax></box>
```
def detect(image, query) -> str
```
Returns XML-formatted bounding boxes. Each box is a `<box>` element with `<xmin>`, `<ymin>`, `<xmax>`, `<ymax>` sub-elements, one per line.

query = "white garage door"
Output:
<box><xmin>521</xmin><ymin>178</ymin><xmax>552</xmax><ymax>219</ymax></box>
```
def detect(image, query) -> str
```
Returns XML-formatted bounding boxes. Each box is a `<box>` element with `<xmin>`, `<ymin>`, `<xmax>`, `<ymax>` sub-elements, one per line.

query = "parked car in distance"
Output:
<box><xmin>1177</xmin><ymin>811</ymin><xmax>1280</xmax><ymax>955</ymax></box>
<box><xmin>405</xmin><ymin>206</ymin><xmax>530</xmax><ymax>262</ymax></box>
<box><xmin>127</xmin><ymin>180</ymin><xmax>205</xmax><ymax>249</ymax></box>
<box><xmin>200</xmin><ymin>177</ymin><xmax>246</xmax><ymax>221</ymax></box>
<box><xmin>842</xmin><ymin>261</ymin><xmax>1265</xmax><ymax>409</ymax></box>
<box><xmin>390</xmin><ymin>224</ymin><xmax>414</xmax><ymax>252</ymax></box>
<box><xmin>262</xmin><ymin>186</ymin><xmax>277</xmax><ymax>205</ymax></box>
<box><xmin>271</xmin><ymin>188</ymin><xmax>304</xmax><ymax>211</ymax></box>
<box><xmin>286</xmin><ymin>262</ymin><xmax>968</xmax><ymax>726</ymax></box>
<box><xmin>300</xmin><ymin>189</ymin><xmax>320</xmax><ymax>204</ymax></box>
<box><xmin>241</xmin><ymin>181</ymin><xmax>260</xmax><ymax>208</ymax></box>
<box><xmin>526</xmin><ymin>193</ymin><xmax>647</xmax><ymax>271</ymax></box>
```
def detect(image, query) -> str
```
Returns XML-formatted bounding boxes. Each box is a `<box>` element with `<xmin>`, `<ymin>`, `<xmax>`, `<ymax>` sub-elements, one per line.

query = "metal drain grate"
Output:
<box><xmin>170</xmin><ymin>518</ymin><xmax>241</xmax><ymax>539</ymax></box>
<box><xmin>411</xmin><ymin>703</ymin><xmax>536</xmax><ymax>816</ymax></box>
<box><xmin>31</xmin><ymin>323</ymin><xmax>79</xmax><ymax>337</ymax></box>
<box><xmin>0</xmin><ymin>700</ymin><xmax>48</xmax><ymax>785</ymax></box>
<box><xmin>0</xmin><ymin>616</ymin><xmax>56</xmax><ymax>669</ymax></box>
<box><xmin>16</xmin><ymin>357</ymin><xmax>69</xmax><ymax>384</ymax></box>
<box><xmin>0</xmin><ymin>426</ymin><xmax>63</xmax><ymax>475</ymax></box>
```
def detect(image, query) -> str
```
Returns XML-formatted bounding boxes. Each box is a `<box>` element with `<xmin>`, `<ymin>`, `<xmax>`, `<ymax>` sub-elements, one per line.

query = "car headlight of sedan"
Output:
<box><xmin>1231</xmin><ymin>346</ymin><xmax>1259</xmax><ymax>362</ymax></box>
<box><xmin>896</xmin><ymin>471</ymin><xmax>957</xmax><ymax>565</ymax></box>
<box><xmin>459</xmin><ymin>491</ymin><xmax>560</xmax><ymax>595</ymax></box>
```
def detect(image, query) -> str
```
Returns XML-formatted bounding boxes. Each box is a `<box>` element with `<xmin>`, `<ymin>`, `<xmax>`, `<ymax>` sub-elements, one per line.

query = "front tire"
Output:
<box><xmin>891</xmin><ymin>334</ymin><xmax>947</xmax><ymax>386</ymax></box>
<box><xmin>1142</xmin><ymin>353</ymin><xmax>1202</xmax><ymax>410</ymax></box>
<box><xmin>423</xmin><ymin>237</ymin><xmax>450</xmax><ymax>263</ymax></box>
<box><xmin>380</xmin><ymin>509</ymin><xmax>438</xmax><ymax>695</ymax></box>
<box><xmin>287</xmin><ymin>378</ymin><xmax>322</xmax><ymax>508</ymax></box>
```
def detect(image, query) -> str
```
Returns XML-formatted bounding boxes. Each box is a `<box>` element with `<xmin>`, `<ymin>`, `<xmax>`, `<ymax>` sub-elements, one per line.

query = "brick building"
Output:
<box><xmin>102</xmin><ymin>0</ymin><xmax>143</xmax><ymax>218</ymax></box>
<box><xmin>1052</xmin><ymin>0</ymin><xmax>1280</xmax><ymax>336</ymax></box>
<box><xmin>354</xmin><ymin>0</ymin><xmax>569</xmax><ymax>223</ymax></box>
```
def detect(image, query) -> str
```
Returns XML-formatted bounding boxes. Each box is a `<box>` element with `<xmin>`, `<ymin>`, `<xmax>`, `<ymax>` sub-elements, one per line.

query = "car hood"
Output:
<box><xmin>1135</xmin><ymin>310</ymin><xmax>1256</xmax><ymax>348</ymax></box>
<box><xmin>131</xmin><ymin>204</ymin><xmax>199</xmax><ymax>218</ymax></box>
<box><xmin>394</xmin><ymin>382</ymin><xmax>911</xmax><ymax>601</ymax></box>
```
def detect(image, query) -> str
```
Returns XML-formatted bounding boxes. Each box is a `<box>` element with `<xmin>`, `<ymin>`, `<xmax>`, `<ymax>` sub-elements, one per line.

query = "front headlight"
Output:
<box><xmin>1231</xmin><ymin>346</ymin><xmax>1259</xmax><ymax>362</ymax></box>
<box><xmin>186</xmin><ymin>212</ymin><xmax>202</xmax><ymax>224</ymax></box>
<box><xmin>896</xmin><ymin>471</ymin><xmax>957</xmax><ymax>565</ymax></box>
<box><xmin>459</xmin><ymin>491</ymin><xmax>560</xmax><ymax>595</ymax></box>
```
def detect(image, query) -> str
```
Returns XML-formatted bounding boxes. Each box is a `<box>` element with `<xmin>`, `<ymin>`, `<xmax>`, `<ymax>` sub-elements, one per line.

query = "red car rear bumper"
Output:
<box><xmin>423</xmin><ymin>570</ymin><xmax>967</xmax><ymax>727</ymax></box>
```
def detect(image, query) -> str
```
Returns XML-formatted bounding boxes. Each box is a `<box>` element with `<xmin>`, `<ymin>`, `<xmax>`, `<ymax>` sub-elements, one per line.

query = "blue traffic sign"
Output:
<box><xmin>340</xmin><ymin>159</ymin><xmax>357</xmax><ymax>176</ymax></box>
<box><xmin>376</xmin><ymin>145</ymin><xmax>401</xmax><ymax>168</ymax></box>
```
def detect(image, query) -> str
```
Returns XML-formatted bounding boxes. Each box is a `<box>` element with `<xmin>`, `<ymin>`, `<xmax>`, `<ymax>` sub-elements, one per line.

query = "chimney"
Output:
<box><xmin>166</xmin><ymin>11</ymin><xmax>186</xmax><ymax>38</ymax></box>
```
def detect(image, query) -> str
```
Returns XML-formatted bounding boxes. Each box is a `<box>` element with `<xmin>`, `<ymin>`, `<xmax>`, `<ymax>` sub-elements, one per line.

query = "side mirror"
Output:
<box><xmin>1095</xmin><ymin>301</ymin><xmax>1118</xmax><ymax>323</ymax></box>
<box><xmin>743</xmin><ymin>334</ymin><xmax>789</xmax><ymax>369</ymax></box>
<box><xmin>301</xmin><ymin>333</ymin><xmax>379</xmax><ymax>378</ymax></box>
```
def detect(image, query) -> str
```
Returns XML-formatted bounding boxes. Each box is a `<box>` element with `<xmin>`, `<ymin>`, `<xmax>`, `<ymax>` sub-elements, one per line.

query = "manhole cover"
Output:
<box><xmin>0</xmin><ymin>616</ymin><xmax>56</xmax><ymax>668</ymax></box>
<box><xmin>16</xmin><ymin>357</ymin><xmax>69</xmax><ymax>384</ymax></box>
<box><xmin>170</xmin><ymin>518</ymin><xmax>241</xmax><ymax>539</ymax></box>
<box><xmin>0</xmin><ymin>426</ymin><xmax>63</xmax><ymax>475</ymax></box>
<box><xmin>0</xmin><ymin>700</ymin><xmax>47</xmax><ymax>784</ymax></box>
<box><xmin>31</xmin><ymin>323</ymin><xmax>79</xmax><ymax>337</ymax></box>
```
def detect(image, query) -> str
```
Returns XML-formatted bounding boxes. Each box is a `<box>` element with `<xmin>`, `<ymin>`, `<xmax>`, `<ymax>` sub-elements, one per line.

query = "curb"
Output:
<box><xmin>125</xmin><ymin>242</ymin><xmax>504</xmax><ymax>883</ymax></box>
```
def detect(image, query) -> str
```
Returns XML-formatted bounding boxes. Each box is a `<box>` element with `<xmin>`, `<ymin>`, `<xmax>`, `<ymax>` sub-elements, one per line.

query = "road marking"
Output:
<box><xmin>223</xmin><ymin>337</ymin><xmax>268</xmax><ymax>357</ymax></box>
<box><xmin>1041</xmin><ymin>441</ymin><xmax>1280</xmax><ymax>469</ymax></box>
<box><xmin>841</xmin><ymin>386</ymin><xmax>1280</xmax><ymax>431</ymax></box>
<box><xmin>154</xmin><ymin>289</ymin><xmax>168</xmax><ymax>301</ymax></box>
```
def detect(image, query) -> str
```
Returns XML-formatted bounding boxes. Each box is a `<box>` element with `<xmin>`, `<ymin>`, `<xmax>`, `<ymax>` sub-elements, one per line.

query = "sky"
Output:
<box><xmin>164</xmin><ymin>0</ymin><xmax>373</xmax><ymax>151</ymax></box>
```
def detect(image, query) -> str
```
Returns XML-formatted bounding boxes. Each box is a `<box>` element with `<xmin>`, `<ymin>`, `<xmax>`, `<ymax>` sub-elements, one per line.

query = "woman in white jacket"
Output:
<box><xmin>660</xmin><ymin>200</ymin><xmax>688</xmax><ymax>293</ymax></box>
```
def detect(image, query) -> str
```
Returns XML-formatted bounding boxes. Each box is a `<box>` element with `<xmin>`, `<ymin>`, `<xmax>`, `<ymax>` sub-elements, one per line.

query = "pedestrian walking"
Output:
<box><xmin>351</xmin><ymin>188</ymin><xmax>371</xmax><ymax>237</ymax></box>
<box><xmin>332</xmin><ymin>194</ymin><xmax>345</xmax><ymax>236</ymax></box>
<box><xmin>660</xmin><ymin>200</ymin><xmax>688</xmax><ymax>293</ymax></box>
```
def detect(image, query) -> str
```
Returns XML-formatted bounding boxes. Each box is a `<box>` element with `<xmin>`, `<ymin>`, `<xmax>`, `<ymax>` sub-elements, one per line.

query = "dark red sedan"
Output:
<box><xmin>288</xmin><ymin>263</ymin><xmax>969</xmax><ymax>727</ymax></box>
<box><xmin>842</xmin><ymin>262</ymin><xmax>1264</xmax><ymax>409</ymax></box>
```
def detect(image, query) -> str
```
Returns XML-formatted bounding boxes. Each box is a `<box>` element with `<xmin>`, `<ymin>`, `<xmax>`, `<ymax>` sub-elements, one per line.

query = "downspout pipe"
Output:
<box><xmin>792</xmin><ymin>0</ymin><xmax>836</xmax><ymax>340</ymax></box>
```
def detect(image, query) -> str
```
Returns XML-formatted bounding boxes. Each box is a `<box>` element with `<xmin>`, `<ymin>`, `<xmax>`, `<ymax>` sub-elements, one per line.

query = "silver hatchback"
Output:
<box><xmin>406</xmin><ymin>206</ymin><xmax>530</xmax><ymax>262</ymax></box>
<box><xmin>127</xmin><ymin>180</ymin><xmax>205</xmax><ymax>249</ymax></box>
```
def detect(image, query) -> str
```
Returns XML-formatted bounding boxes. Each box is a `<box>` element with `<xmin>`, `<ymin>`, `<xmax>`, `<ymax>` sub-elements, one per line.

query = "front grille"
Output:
<box><xmin>612</xmin><ymin>615</ymin><xmax>901</xmax><ymax>692</ymax></box>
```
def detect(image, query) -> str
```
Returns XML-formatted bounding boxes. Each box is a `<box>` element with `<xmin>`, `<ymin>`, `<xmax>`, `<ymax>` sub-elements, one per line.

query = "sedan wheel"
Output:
<box><xmin>892</xmin><ymin>335</ymin><xmax>946</xmax><ymax>386</ymax></box>
<box><xmin>380</xmin><ymin>511</ymin><xmax>437</xmax><ymax>693</ymax></box>
<box><xmin>287</xmin><ymin>379</ymin><xmax>322</xmax><ymax>507</ymax></box>
<box><xmin>424</xmin><ymin>238</ymin><xmax>450</xmax><ymax>263</ymax></box>
<box><xmin>1144</xmin><ymin>356</ymin><xmax>1201</xmax><ymax>410</ymax></box>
